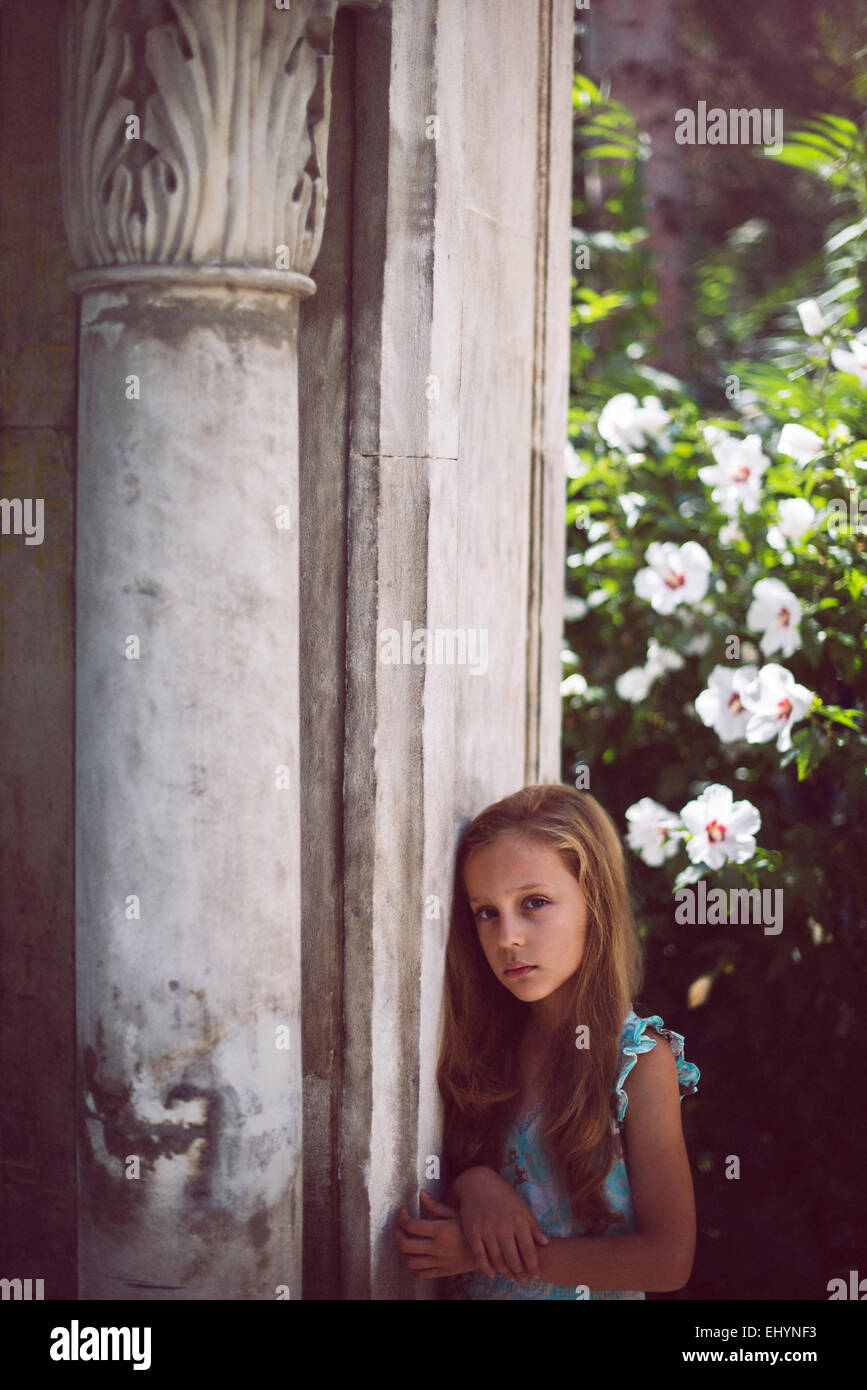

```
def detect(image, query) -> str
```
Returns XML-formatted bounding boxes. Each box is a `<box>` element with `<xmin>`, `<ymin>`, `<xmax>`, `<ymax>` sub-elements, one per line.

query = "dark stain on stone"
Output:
<box><xmin>84</xmin><ymin>1043</ymin><xmax>133</xmax><ymax>1120</ymax></box>
<box><xmin>122</xmin><ymin>1279</ymin><xmax>185</xmax><ymax>1290</ymax></box>
<box><xmin>188</xmin><ymin>764</ymin><xmax>207</xmax><ymax>797</ymax></box>
<box><xmin>179</xmin><ymin>1183</ymin><xmax>295</xmax><ymax>1287</ymax></box>
<box><xmin>79</xmin><ymin>1118</ymin><xmax>139</xmax><ymax>1231</ymax></box>
<box><xmin>81</xmin><ymin>1005</ymin><xmax>241</xmax><ymax>1227</ymax></box>
<box><xmin>248</xmin><ymin>1207</ymin><xmax>270</xmax><ymax>1250</ymax></box>
<box><xmin>119</xmin><ymin>578</ymin><xmax>161</xmax><ymax>598</ymax></box>
<box><xmin>79</xmin><ymin>990</ymin><xmax>280</xmax><ymax>1287</ymax></box>
<box><xmin>86</xmin><ymin>297</ymin><xmax>299</xmax><ymax>362</ymax></box>
<box><xmin>180</xmin><ymin>1208</ymin><xmax>237</xmax><ymax>1286</ymax></box>
<box><xmin>165</xmin><ymin>1081</ymin><xmax>244</xmax><ymax>1210</ymax></box>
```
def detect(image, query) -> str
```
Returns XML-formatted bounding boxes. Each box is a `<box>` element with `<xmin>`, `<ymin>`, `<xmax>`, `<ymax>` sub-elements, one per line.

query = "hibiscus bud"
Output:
<box><xmin>797</xmin><ymin>299</ymin><xmax>825</xmax><ymax>337</ymax></box>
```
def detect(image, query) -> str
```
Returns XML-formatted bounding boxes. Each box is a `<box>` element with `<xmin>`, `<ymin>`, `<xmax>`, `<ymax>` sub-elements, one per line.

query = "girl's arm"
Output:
<box><xmin>534</xmin><ymin>1034</ymin><xmax>697</xmax><ymax>1292</ymax></box>
<box><xmin>448</xmin><ymin>1165</ymin><xmax>549</xmax><ymax>1280</ymax></box>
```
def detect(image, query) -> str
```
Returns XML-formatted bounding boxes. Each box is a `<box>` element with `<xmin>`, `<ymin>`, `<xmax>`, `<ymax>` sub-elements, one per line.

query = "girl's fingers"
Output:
<box><xmin>419</xmin><ymin>1190</ymin><xmax>457</xmax><ymax>1218</ymax></box>
<box><xmin>397</xmin><ymin>1207</ymin><xmax>433</xmax><ymax>1237</ymax></box>
<box><xmin>394</xmin><ymin>1232</ymin><xmax>437</xmax><ymax>1255</ymax></box>
<box><xmin>499</xmin><ymin>1231</ymin><xmax>529</xmax><ymax>1282</ymax></box>
<box><xmin>469</xmin><ymin>1236</ymin><xmax>496</xmax><ymax>1280</ymax></box>
<box><xmin>532</xmin><ymin>1222</ymin><xmax>550</xmax><ymax>1246</ymax></box>
<box><xmin>515</xmin><ymin>1226</ymin><xmax>542</xmax><ymax>1280</ymax></box>
<box><xmin>485</xmin><ymin>1234</ymin><xmax>516</xmax><ymax>1282</ymax></box>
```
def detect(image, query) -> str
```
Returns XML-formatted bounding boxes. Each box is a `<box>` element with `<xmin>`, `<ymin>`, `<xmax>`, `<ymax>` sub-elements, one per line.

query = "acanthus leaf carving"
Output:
<box><xmin>60</xmin><ymin>0</ymin><xmax>341</xmax><ymax>278</ymax></box>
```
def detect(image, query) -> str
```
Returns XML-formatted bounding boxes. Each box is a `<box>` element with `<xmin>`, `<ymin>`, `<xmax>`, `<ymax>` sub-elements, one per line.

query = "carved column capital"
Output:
<box><xmin>60</xmin><ymin>0</ymin><xmax>352</xmax><ymax>294</ymax></box>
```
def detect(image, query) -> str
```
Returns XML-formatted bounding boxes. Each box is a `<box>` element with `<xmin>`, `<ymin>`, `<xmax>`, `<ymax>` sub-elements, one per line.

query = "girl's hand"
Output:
<box><xmin>391</xmin><ymin>1191</ymin><xmax>479</xmax><ymax>1279</ymax></box>
<box><xmin>452</xmin><ymin>1165</ymin><xmax>549</xmax><ymax>1283</ymax></box>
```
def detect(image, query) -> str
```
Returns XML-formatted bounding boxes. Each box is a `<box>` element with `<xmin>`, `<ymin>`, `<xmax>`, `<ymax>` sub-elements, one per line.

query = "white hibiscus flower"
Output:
<box><xmin>695</xmin><ymin>665</ymin><xmax>758</xmax><ymax>742</ymax></box>
<box><xmin>561</xmin><ymin>672</ymin><xmax>588</xmax><ymax>698</ymax></box>
<box><xmin>738</xmin><ymin>663</ymin><xmax>816</xmax><ymax>752</ymax></box>
<box><xmin>565</xmin><ymin>441</ymin><xmax>587</xmax><ymax>480</ymax></box>
<box><xmin>646</xmin><ymin>638</ymin><xmax>684</xmax><ymax>677</ymax></box>
<box><xmin>747</xmin><ymin>577</ymin><xmax>802</xmax><ymax>658</ymax></box>
<box><xmin>616</xmin><ymin>665</ymin><xmax>654</xmax><ymax>702</ymax></box>
<box><xmin>699</xmin><ymin>434</ymin><xmax>770</xmax><ymax>516</ymax></box>
<box><xmin>831</xmin><ymin>328</ymin><xmax>867</xmax><ymax>386</ymax></box>
<box><xmin>829</xmin><ymin>423</ymin><xmax>852</xmax><ymax>446</ymax></box>
<box><xmin>634</xmin><ymin>541</ymin><xmax>712</xmax><ymax>615</ymax></box>
<box><xmin>682</xmin><ymin>630</ymin><xmax>712</xmax><ymax>656</ymax></box>
<box><xmin>563</xmin><ymin>594</ymin><xmax>589</xmax><ymax>621</ymax></box>
<box><xmin>680</xmin><ymin>785</ymin><xmax>761</xmax><ymax>870</ymax></box>
<box><xmin>615</xmin><ymin>638</ymin><xmax>684</xmax><ymax>703</ymax></box>
<box><xmin>777</xmin><ymin>497</ymin><xmax>816</xmax><ymax>540</ymax></box>
<box><xmin>702</xmin><ymin>424</ymin><xmax>731</xmax><ymax>450</ymax></box>
<box><xmin>632</xmin><ymin>397</ymin><xmax>671</xmax><ymax>446</ymax></box>
<box><xmin>598</xmin><ymin>394</ymin><xmax>671</xmax><ymax>452</ymax></box>
<box><xmin>768</xmin><ymin>497</ymin><xmax>816</xmax><ymax>550</ymax></box>
<box><xmin>625</xmin><ymin>798</ymin><xmax>682</xmax><ymax>866</ymax></box>
<box><xmin>718</xmin><ymin>520</ymin><xmax>745</xmax><ymax>547</ymax></box>
<box><xmin>777</xmin><ymin>423</ymin><xmax>824</xmax><ymax>465</ymax></box>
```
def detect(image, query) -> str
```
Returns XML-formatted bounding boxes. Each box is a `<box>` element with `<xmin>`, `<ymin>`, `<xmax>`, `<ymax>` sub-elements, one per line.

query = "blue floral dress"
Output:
<box><xmin>446</xmin><ymin>1010</ymin><xmax>700</xmax><ymax>1300</ymax></box>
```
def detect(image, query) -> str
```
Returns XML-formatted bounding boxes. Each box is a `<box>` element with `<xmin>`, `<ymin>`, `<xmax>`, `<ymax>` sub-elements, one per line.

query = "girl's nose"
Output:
<box><xmin>496</xmin><ymin>913</ymin><xmax>524</xmax><ymax>948</ymax></box>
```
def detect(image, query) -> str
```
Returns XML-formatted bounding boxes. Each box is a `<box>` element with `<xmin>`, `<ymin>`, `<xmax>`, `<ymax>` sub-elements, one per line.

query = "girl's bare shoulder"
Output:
<box><xmin>621</xmin><ymin>1029</ymin><xmax>679</xmax><ymax>1104</ymax></box>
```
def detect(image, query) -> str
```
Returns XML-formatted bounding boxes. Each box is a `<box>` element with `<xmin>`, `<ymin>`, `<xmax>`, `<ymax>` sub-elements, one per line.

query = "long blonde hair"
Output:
<box><xmin>437</xmin><ymin>783</ymin><xmax>644</xmax><ymax>1232</ymax></box>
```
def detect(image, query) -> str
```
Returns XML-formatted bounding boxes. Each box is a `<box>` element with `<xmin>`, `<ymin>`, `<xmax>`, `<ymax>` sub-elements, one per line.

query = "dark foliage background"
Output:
<box><xmin>565</xmin><ymin>0</ymin><xmax>867</xmax><ymax>1300</ymax></box>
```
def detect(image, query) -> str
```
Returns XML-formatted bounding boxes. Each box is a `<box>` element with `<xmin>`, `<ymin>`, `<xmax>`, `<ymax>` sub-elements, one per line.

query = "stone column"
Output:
<box><xmin>59</xmin><ymin>0</ymin><xmax>341</xmax><ymax>1300</ymax></box>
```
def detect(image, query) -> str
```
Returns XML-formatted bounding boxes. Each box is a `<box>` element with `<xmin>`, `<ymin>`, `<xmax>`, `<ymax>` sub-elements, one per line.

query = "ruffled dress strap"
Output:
<box><xmin>614</xmin><ymin>1011</ymin><xmax>700</xmax><ymax>1124</ymax></box>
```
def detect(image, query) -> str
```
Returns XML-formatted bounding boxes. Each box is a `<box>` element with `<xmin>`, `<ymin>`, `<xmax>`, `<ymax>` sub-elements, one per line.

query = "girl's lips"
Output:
<box><xmin>505</xmin><ymin>965</ymin><xmax>536</xmax><ymax>978</ymax></box>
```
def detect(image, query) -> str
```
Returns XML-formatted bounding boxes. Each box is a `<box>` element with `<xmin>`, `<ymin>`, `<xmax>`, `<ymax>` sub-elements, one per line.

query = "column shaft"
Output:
<box><xmin>76</xmin><ymin>281</ymin><xmax>301</xmax><ymax>1298</ymax></box>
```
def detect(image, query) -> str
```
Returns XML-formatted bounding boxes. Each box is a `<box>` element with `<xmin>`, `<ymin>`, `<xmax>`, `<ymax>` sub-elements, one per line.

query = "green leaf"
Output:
<box><xmin>796</xmin><ymin>725</ymin><xmax>829</xmax><ymax>780</ymax></box>
<box><xmin>573</xmin><ymin>74</ymin><xmax>602</xmax><ymax>107</ymax></box>
<box><xmin>583</xmin><ymin>142</ymin><xmax>639</xmax><ymax>161</ymax></box>
<box><xmin>846</xmin><ymin>570</ymin><xmax>867</xmax><ymax>601</ymax></box>
<box><xmin>817</xmin><ymin>704</ymin><xmax>862</xmax><ymax>731</ymax></box>
<box><xmin>753</xmin><ymin>848</ymin><xmax>783</xmax><ymax>873</ymax></box>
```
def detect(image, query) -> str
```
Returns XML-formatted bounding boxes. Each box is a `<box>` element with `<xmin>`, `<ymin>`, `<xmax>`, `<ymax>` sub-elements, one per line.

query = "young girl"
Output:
<box><xmin>392</xmin><ymin>783</ymin><xmax>700</xmax><ymax>1299</ymax></box>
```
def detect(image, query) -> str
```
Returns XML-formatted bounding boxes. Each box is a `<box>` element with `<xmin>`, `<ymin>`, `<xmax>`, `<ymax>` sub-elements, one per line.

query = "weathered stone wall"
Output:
<box><xmin>301</xmin><ymin>0</ymin><xmax>572</xmax><ymax>1298</ymax></box>
<box><xmin>298</xmin><ymin>5</ymin><xmax>356</xmax><ymax>1303</ymax></box>
<box><xmin>0</xmin><ymin>0</ymin><xmax>78</xmax><ymax>1301</ymax></box>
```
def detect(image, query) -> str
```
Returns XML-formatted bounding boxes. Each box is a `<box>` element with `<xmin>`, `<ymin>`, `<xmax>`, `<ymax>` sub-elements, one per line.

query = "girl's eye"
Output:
<box><xmin>474</xmin><ymin>897</ymin><xmax>549</xmax><ymax>921</ymax></box>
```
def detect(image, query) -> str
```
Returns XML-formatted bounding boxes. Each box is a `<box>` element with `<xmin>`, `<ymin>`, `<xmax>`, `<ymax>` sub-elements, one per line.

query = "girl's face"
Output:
<box><xmin>464</xmin><ymin>832</ymin><xmax>589</xmax><ymax>1026</ymax></box>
